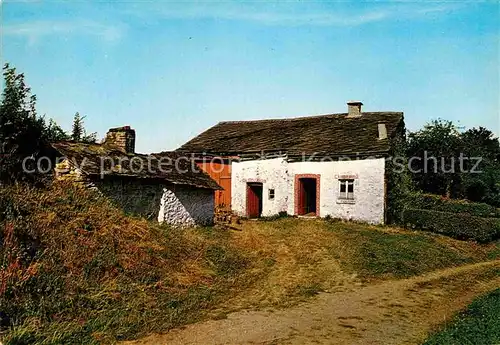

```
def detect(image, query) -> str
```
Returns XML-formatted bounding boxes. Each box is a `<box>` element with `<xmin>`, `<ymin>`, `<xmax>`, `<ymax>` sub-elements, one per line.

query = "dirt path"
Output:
<box><xmin>124</xmin><ymin>260</ymin><xmax>500</xmax><ymax>345</ymax></box>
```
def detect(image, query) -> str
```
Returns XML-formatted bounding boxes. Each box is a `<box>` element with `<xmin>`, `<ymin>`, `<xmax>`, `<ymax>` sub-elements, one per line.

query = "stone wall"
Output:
<box><xmin>93</xmin><ymin>178</ymin><xmax>164</xmax><ymax>220</ymax></box>
<box><xmin>158</xmin><ymin>185</ymin><xmax>215</xmax><ymax>227</ymax></box>
<box><xmin>231</xmin><ymin>157</ymin><xmax>386</xmax><ymax>224</ymax></box>
<box><xmin>96</xmin><ymin>179</ymin><xmax>214</xmax><ymax>227</ymax></box>
<box><xmin>55</xmin><ymin>158</ymin><xmax>86</xmax><ymax>183</ymax></box>
<box><xmin>288</xmin><ymin>158</ymin><xmax>386</xmax><ymax>224</ymax></box>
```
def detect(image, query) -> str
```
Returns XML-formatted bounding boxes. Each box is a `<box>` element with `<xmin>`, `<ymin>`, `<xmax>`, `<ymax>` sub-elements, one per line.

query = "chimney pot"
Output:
<box><xmin>347</xmin><ymin>100</ymin><xmax>363</xmax><ymax>117</ymax></box>
<box><xmin>105</xmin><ymin>126</ymin><xmax>136</xmax><ymax>154</ymax></box>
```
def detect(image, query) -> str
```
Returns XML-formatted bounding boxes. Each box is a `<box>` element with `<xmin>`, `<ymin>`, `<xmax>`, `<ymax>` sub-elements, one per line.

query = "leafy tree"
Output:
<box><xmin>460</xmin><ymin>127</ymin><xmax>500</xmax><ymax>205</ymax></box>
<box><xmin>407</xmin><ymin>120</ymin><xmax>500</xmax><ymax>205</ymax></box>
<box><xmin>0</xmin><ymin>63</ymin><xmax>48</xmax><ymax>183</ymax></box>
<box><xmin>0</xmin><ymin>64</ymin><xmax>82</xmax><ymax>183</ymax></box>
<box><xmin>407</xmin><ymin>119</ymin><xmax>462</xmax><ymax>197</ymax></box>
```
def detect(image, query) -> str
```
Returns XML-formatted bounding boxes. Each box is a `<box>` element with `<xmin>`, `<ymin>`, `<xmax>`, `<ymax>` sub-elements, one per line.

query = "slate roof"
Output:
<box><xmin>51</xmin><ymin>142</ymin><xmax>221</xmax><ymax>190</ymax></box>
<box><xmin>178</xmin><ymin>112</ymin><xmax>404</xmax><ymax>157</ymax></box>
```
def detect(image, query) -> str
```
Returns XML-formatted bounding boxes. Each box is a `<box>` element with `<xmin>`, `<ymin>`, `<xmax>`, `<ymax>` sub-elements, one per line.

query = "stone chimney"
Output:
<box><xmin>105</xmin><ymin>126</ymin><xmax>136</xmax><ymax>154</ymax></box>
<box><xmin>347</xmin><ymin>101</ymin><xmax>363</xmax><ymax>117</ymax></box>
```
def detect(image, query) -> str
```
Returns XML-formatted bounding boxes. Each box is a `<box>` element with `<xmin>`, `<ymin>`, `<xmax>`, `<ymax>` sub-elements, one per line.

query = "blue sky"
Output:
<box><xmin>1</xmin><ymin>1</ymin><xmax>499</xmax><ymax>153</ymax></box>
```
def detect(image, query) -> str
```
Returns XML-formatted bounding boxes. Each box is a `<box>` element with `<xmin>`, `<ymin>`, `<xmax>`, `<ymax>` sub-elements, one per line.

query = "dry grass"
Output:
<box><xmin>0</xmin><ymin>182</ymin><xmax>249</xmax><ymax>344</ymax></box>
<box><xmin>221</xmin><ymin>219</ymin><xmax>354</xmax><ymax>310</ymax></box>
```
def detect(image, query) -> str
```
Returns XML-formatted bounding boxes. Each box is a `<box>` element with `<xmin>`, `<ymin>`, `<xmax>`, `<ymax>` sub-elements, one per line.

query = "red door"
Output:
<box><xmin>247</xmin><ymin>183</ymin><xmax>263</xmax><ymax>218</ymax></box>
<box><xmin>298</xmin><ymin>178</ymin><xmax>317</xmax><ymax>216</ymax></box>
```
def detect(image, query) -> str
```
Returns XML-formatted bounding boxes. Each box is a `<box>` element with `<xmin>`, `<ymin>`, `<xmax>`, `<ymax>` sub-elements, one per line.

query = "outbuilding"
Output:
<box><xmin>52</xmin><ymin>126</ymin><xmax>221</xmax><ymax>227</ymax></box>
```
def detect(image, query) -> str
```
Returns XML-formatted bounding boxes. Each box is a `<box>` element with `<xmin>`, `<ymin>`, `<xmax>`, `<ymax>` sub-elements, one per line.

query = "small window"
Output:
<box><xmin>339</xmin><ymin>179</ymin><xmax>354</xmax><ymax>200</ymax></box>
<box><xmin>269</xmin><ymin>189</ymin><xmax>275</xmax><ymax>200</ymax></box>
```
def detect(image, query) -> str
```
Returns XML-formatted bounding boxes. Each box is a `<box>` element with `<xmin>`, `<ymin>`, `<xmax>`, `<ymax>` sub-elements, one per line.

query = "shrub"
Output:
<box><xmin>402</xmin><ymin>208</ymin><xmax>500</xmax><ymax>243</ymax></box>
<box><xmin>407</xmin><ymin>193</ymin><xmax>500</xmax><ymax>218</ymax></box>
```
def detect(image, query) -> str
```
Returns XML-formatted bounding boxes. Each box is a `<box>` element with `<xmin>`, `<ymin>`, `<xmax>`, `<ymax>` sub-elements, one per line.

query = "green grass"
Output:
<box><xmin>423</xmin><ymin>289</ymin><xmax>500</xmax><ymax>345</ymax></box>
<box><xmin>487</xmin><ymin>241</ymin><xmax>500</xmax><ymax>260</ymax></box>
<box><xmin>326</xmin><ymin>222</ymin><xmax>475</xmax><ymax>278</ymax></box>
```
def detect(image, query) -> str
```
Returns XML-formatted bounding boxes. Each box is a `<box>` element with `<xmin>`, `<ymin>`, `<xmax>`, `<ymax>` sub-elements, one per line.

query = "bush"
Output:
<box><xmin>402</xmin><ymin>208</ymin><xmax>500</xmax><ymax>243</ymax></box>
<box><xmin>408</xmin><ymin>193</ymin><xmax>499</xmax><ymax>218</ymax></box>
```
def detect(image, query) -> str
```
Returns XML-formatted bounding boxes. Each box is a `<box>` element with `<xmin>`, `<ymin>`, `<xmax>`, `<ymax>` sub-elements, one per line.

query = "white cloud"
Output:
<box><xmin>0</xmin><ymin>1</ymin><xmax>464</xmax><ymax>47</ymax></box>
<box><xmin>122</xmin><ymin>2</ymin><xmax>464</xmax><ymax>27</ymax></box>
<box><xmin>2</xmin><ymin>20</ymin><xmax>124</xmax><ymax>43</ymax></box>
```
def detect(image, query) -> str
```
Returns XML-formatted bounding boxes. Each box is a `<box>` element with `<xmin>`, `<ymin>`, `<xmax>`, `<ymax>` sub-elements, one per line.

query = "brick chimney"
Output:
<box><xmin>347</xmin><ymin>101</ymin><xmax>363</xmax><ymax>117</ymax></box>
<box><xmin>105</xmin><ymin>126</ymin><xmax>136</xmax><ymax>154</ymax></box>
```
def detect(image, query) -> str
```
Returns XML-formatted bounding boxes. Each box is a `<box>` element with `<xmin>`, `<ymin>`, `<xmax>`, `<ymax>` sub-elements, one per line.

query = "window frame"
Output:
<box><xmin>268</xmin><ymin>188</ymin><xmax>275</xmax><ymax>200</ymax></box>
<box><xmin>338</xmin><ymin>179</ymin><xmax>355</xmax><ymax>200</ymax></box>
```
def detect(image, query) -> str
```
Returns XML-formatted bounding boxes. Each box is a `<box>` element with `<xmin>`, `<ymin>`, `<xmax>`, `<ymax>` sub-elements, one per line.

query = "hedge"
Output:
<box><xmin>408</xmin><ymin>194</ymin><xmax>500</xmax><ymax>218</ymax></box>
<box><xmin>402</xmin><ymin>208</ymin><xmax>500</xmax><ymax>243</ymax></box>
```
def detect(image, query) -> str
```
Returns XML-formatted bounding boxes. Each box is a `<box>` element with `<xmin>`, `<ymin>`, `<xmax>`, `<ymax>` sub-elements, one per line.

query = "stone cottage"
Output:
<box><xmin>51</xmin><ymin>126</ymin><xmax>221</xmax><ymax>227</ymax></box>
<box><xmin>178</xmin><ymin>101</ymin><xmax>405</xmax><ymax>224</ymax></box>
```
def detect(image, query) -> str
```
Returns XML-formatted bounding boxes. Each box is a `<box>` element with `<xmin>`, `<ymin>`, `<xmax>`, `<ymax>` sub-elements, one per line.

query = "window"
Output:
<box><xmin>339</xmin><ymin>179</ymin><xmax>354</xmax><ymax>200</ymax></box>
<box><xmin>269</xmin><ymin>189</ymin><xmax>275</xmax><ymax>200</ymax></box>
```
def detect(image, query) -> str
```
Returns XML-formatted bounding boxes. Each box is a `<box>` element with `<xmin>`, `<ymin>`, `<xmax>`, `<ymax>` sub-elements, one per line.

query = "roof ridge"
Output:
<box><xmin>218</xmin><ymin>111</ymin><xmax>402</xmax><ymax>125</ymax></box>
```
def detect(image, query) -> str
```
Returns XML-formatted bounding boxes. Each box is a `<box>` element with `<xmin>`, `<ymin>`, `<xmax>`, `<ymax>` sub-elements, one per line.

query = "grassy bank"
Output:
<box><xmin>1</xmin><ymin>184</ymin><xmax>498</xmax><ymax>344</ymax></box>
<box><xmin>423</xmin><ymin>288</ymin><xmax>500</xmax><ymax>345</ymax></box>
<box><xmin>219</xmin><ymin>218</ymin><xmax>499</xmax><ymax>310</ymax></box>
<box><xmin>0</xmin><ymin>183</ymin><xmax>252</xmax><ymax>344</ymax></box>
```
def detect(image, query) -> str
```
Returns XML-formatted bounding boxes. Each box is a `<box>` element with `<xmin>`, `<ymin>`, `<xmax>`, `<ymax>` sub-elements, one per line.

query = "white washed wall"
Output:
<box><xmin>231</xmin><ymin>158</ymin><xmax>289</xmax><ymax>217</ymax></box>
<box><xmin>288</xmin><ymin>158</ymin><xmax>386</xmax><ymax>224</ymax></box>
<box><xmin>231</xmin><ymin>157</ymin><xmax>386</xmax><ymax>224</ymax></box>
<box><xmin>158</xmin><ymin>185</ymin><xmax>214</xmax><ymax>227</ymax></box>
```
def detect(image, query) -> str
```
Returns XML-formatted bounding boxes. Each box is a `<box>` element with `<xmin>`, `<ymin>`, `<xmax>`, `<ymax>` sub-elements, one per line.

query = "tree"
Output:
<box><xmin>407</xmin><ymin>119</ymin><xmax>500</xmax><ymax>205</ymax></box>
<box><xmin>407</xmin><ymin>119</ymin><xmax>462</xmax><ymax>197</ymax></box>
<box><xmin>0</xmin><ymin>64</ymin><xmax>77</xmax><ymax>183</ymax></box>
<box><xmin>71</xmin><ymin>112</ymin><xmax>84</xmax><ymax>142</ymax></box>
<box><xmin>71</xmin><ymin>112</ymin><xmax>96</xmax><ymax>143</ymax></box>
<box><xmin>45</xmin><ymin>118</ymin><xmax>69</xmax><ymax>142</ymax></box>
<box><xmin>460</xmin><ymin>127</ymin><xmax>500</xmax><ymax>205</ymax></box>
<box><xmin>0</xmin><ymin>63</ymin><xmax>100</xmax><ymax>183</ymax></box>
<box><xmin>0</xmin><ymin>63</ymin><xmax>47</xmax><ymax>183</ymax></box>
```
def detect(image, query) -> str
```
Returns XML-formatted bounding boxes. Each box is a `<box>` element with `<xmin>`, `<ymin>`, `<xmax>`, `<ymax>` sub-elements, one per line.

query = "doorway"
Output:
<box><xmin>246</xmin><ymin>183</ymin><xmax>263</xmax><ymax>218</ymax></box>
<box><xmin>298</xmin><ymin>178</ymin><xmax>317</xmax><ymax>216</ymax></box>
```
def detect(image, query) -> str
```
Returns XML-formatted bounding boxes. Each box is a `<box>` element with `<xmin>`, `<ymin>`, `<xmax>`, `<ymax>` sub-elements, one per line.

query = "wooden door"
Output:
<box><xmin>218</xmin><ymin>176</ymin><xmax>231</xmax><ymax>207</ymax></box>
<box><xmin>298</xmin><ymin>179</ymin><xmax>306</xmax><ymax>215</ymax></box>
<box><xmin>197</xmin><ymin>161</ymin><xmax>232</xmax><ymax>210</ymax></box>
<box><xmin>298</xmin><ymin>178</ymin><xmax>317</xmax><ymax>215</ymax></box>
<box><xmin>247</xmin><ymin>183</ymin><xmax>263</xmax><ymax>218</ymax></box>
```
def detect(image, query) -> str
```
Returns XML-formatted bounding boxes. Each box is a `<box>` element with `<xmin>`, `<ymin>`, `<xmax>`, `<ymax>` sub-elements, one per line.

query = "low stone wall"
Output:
<box><xmin>158</xmin><ymin>185</ymin><xmax>214</xmax><ymax>227</ymax></box>
<box><xmin>94</xmin><ymin>179</ymin><xmax>214</xmax><ymax>226</ymax></box>
<box><xmin>94</xmin><ymin>179</ymin><xmax>164</xmax><ymax>221</ymax></box>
